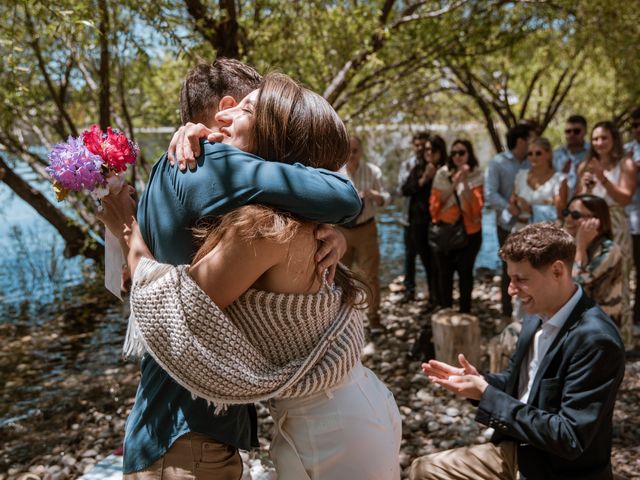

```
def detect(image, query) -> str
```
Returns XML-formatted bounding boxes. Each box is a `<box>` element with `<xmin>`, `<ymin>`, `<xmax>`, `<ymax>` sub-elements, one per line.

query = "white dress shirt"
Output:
<box><xmin>518</xmin><ymin>285</ymin><xmax>583</xmax><ymax>403</ymax></box>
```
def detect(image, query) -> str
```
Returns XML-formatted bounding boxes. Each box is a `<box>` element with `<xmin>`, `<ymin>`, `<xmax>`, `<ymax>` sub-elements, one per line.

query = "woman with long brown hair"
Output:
<box><xmin>107</xmin><ymin>73</ymin><xmax>402</xmax><ymax>479</ymax></box>
<box><xmin>576</xmin><ymin>121</ymin><xmax>636</xmax><ymax>344</ymax></box>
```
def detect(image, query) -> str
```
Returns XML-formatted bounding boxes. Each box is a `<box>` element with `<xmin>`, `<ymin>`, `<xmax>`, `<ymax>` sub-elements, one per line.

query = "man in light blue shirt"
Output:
<box><xmin>552</xmin><ymin>114</ymin><xmax>590</xmax><ymax>198</ymax></box>
<box><xmin>484</xmin><ymin>124</ymin><xmax>534</xmax><ymax>317</ymax></box>
<box><xmin>625</xmin><ymin>107</ymin><xmax>640</xmax><ymax>323</ymax></box>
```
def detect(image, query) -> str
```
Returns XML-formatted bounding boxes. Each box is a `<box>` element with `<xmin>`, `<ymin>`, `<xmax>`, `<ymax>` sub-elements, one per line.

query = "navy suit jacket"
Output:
<box><xmin>477</xmin><ymin>293</ymin><xmax>625</xmax><ymax>480</ymax></box>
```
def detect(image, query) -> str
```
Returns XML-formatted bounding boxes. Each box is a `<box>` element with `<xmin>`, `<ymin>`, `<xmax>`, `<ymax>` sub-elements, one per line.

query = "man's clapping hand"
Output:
<box><xmin>421</xmin><ymin>353</ymin><xmax>488</xmax><ymax>401</ymax></box>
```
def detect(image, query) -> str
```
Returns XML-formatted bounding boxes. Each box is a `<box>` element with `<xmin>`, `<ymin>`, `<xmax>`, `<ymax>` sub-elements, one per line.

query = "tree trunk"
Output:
<box><xmin>98</xmin><ymin>0</ymin><xmax>111</xmax><ymax>130</ymax></box>
<box><xmin>0</xmin><ymin>157</ymin><xmax>103</xmax><ymax>263</ymax></box>
<box><xmin>431</xmin><ymin>309</ymin><xmax>481</xmax><ymax>367</ymax></box>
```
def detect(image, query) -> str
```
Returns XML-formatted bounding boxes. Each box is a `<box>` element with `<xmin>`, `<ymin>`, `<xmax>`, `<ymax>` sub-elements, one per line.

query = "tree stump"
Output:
<box><xmin>487</xmin><ymin>321</ymin><xmax>522</xmax><ymax>373</ymax></box>
<box><xmin>431</xmin><ymin>309</ymin><xmax>481</xmax><ymax>367</ymax></box>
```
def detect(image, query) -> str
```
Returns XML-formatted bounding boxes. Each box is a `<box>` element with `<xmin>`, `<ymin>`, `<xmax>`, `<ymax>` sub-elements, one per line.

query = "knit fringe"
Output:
<box><xmin>123</xmin><ymin>257</ymin><xmax>174</xmax><ymax>359</ymax></box>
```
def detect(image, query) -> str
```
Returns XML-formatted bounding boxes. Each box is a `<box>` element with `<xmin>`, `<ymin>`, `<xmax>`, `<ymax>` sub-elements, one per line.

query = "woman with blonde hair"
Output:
<box><xmin>105</xmin><ymin>73</ymin><xmax>402</xmax><ymax>479</ymax></box>
<box><xmin>510</xmin><ymin>137</ymin><xmax>568</xmax><ymax>230</ymax></box>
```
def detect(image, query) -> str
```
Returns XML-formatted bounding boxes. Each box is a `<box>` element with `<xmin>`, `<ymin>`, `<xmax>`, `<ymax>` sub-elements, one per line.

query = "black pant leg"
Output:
<box><xmin>403</xmin><ymin>226</ymin><xmax>417</xmax><ymax>293</ymax></box>
<box><xmin>455</xmin><ymin>232</ymin><xmax>483</xmax><ymax>313</ymax></box>
<box><xmin>435</xmin><ymin>250</ymin><xmax>454</xmax><ymax>308</ymax></box>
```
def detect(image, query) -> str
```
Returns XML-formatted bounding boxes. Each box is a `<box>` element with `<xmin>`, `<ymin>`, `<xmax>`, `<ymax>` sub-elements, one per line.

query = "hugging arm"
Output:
<box><xmin>175</xmin><ymin>142</ymin><xmax>362</xmax><ymax>225</ymax></box>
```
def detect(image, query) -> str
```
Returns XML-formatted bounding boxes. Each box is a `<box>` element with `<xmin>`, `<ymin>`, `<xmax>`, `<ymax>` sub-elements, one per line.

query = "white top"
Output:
<box><xmin>518</xmin><ymin>286</ymin><xmax>582</xmax><ymax>403</ymax></box>
<box><xmin>343</xmin><ymin>161</ymin><xmax>391</xmax><ymax>224</ymax></box>
<box><xmin>589</xmin><ymin>163</ymin><xmax>622</xmax><ymax>207</ymax></box>
<box><xmin>513</xmin><ymin>170</ymin><xmax>565</xmax><ymax>227</ymax></box>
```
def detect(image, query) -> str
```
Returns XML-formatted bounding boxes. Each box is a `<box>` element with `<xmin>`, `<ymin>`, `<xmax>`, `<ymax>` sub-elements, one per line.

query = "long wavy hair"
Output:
<box><xmin>588</xmin><ymin>121</ymin><xmax>624</xmax><ymax>164</ymax></box>
<box><xmin>194</xmin><ymin>73</ymin><xmax>367</xmax><ymax>307</ymax></box>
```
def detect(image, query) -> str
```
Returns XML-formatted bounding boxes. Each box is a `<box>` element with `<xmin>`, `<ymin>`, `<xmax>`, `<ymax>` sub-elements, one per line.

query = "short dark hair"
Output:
<box><xmin>180</xmin><ymin>58</ymin><xmax>262</xmax><ymax>125</ymax></box>
<box><xmin>506</xmin><ymin>124</ymin><xmax>533</xmax><ymax>150</ymax></box>
<box><xmin>413</xmin><ymin>131</ymin><xmax>430</xmax><ymax>143</ymax></box>
<box><xmin>447</xmin><ymin>139</ymin><xmax>479</xmax><ymax>171</ymax></box>
<box><xmin>500</xmin><ymin>223</ymin><xmax>576</xmax><ymax>269</ymax></box>
<box><xmin>428</xmin><ymin>134</ymin><xmax>447</xmax><ymax>167</ymax></box>
<box><xmin>566</xmin><ymin>114</ymin><xmax>587</xmax><ymax>128</ymax></box>
<box><xmin>568</xmin><ymin>194</ymin><xmax>613</xmax><ymax>240</ymax></box>
<box><xmin>630</xmin><ymin>107</ymin><xmax>640</xmax><ymax>121</ymax></box>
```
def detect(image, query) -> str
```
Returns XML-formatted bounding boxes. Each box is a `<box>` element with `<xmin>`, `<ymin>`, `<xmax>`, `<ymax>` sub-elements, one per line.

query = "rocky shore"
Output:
<box><xmin>1</xmin><ymin>275</ymin><xmax>639</xmax><ymax>479</ymax></box>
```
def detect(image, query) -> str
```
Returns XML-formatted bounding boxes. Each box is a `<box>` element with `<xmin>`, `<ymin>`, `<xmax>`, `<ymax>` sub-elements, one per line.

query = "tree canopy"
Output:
<box><xmin>1</xmin><ymin>0</ymin><xmax>637</xmax><ymax>260</ymax></box>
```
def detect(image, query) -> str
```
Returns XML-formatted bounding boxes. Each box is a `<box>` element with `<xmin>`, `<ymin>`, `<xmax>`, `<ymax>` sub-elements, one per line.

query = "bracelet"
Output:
<box><xmin>601</xmin><ymin>176</ymin><xmax>610</xmax><ymax>187</ymax></box>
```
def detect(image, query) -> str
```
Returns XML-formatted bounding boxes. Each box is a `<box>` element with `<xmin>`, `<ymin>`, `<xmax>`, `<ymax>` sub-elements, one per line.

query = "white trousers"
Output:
<box><xmin>269</xmin><ymin>362</ymin><xmax>402</xmax><ymax>480</ymax></box>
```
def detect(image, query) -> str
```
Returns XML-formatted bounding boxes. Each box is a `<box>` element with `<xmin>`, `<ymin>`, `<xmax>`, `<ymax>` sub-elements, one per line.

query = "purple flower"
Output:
<box><xmin>46</xmin><ymin>136</ymin><xmax>106</xmax><ymax>192</ymax></box>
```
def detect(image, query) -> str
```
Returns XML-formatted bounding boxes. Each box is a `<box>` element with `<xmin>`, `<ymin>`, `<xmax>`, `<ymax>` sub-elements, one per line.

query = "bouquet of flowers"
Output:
<box><xmin>47</xmin><ymin>124</ymin><xmax>138</xmax><ymax>202</ymax></box>
<box><xmin>47</xmin><ymin>125</ymin><xmax>139</xmax><ymax>299</ymax></box>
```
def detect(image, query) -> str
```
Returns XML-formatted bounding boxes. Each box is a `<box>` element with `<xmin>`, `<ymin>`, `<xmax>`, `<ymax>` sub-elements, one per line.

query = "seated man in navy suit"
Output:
<box><xmin>410</xmin><ymin>222</ymin><xmax>625</xmax><ymax>480</ymax></box>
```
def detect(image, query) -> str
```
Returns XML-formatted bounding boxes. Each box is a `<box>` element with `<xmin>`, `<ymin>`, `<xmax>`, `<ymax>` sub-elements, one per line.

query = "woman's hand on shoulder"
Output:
<box><xmin>168</xmin><ymin>122</ymin><xmax>224</xmax><ymax>171</ymax></box>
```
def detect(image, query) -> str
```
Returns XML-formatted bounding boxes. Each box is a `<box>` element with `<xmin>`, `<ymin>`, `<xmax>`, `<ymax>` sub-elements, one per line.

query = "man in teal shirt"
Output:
<box><xmin>122</xmin><ymin>60</ymin><xmax>361</xmax><ymax>478</ymax></box>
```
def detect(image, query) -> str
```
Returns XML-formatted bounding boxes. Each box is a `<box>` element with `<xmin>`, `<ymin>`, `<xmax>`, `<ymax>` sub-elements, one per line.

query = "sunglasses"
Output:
<box><xmin>527</xmin><ymin>150</ymin><xmax>544</xmax><ymax>157</ymax></box>
<box><xmin>632</xmin><ymin>122</ymin><xmax>640</xmax><ymax>129</ymax></box>
<box><xmin>450</xmin><ymin>150</ymin><xmax>467</xmax><ymax>157</ymax></box>
<box><xmin>565</xmin><ymin>128</ymin><xmax>582</xmax><ymax>135</ymax></box>
<box><xmin>561</xmin><ymin>208</ymin><xmax>589</xmax><ymax>220</ymax></box>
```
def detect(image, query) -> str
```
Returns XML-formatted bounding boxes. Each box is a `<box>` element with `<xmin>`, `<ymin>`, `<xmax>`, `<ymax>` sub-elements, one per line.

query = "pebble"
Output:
<box><xmin>4</xmin><ymin>276</ymin><xmax>639</xmax><ymax>480</ymax></box>
<box><xmin>445</xmin><ymin>407</ymin><xmax>460</xmax><ymax>417</ymax></box>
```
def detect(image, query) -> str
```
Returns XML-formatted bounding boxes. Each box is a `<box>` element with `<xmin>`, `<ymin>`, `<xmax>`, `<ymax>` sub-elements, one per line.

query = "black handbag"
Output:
<box><xmin>428</xmin><ymin>190</ymin><xmax>468</xmax><ymax>253</ymax></box>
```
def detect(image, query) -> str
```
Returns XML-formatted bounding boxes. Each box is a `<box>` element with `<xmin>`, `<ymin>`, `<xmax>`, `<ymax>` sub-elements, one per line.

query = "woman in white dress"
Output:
<box><xmin>510</xmin><ymin>137</ymin><xmax>568</xmax><ymax>231</ymax></box>
<box><xmin>576</xmin><ymin>120</ymin><xmax>636</xmax><ymax>345</ymax></box>
<box><xmin>105</xmin><ymin>73</ymin><xmax>402</xmax><ymax>480</ymax></box>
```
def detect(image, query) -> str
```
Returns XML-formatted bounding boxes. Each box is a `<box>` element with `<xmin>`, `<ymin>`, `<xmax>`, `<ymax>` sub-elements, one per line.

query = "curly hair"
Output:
<box><xmin>500</xmin><ymin>223</ymin><xmax>576</xmax><ymax>269</ymax></box>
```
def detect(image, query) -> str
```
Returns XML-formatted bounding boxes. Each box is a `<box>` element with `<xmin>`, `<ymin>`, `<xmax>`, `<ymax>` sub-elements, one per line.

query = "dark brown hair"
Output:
<box><xmin>567</xmin><ymin>194</ymin><xmax>613</xmax><ymax>240</ymax></box>
<box><xmin>194</xmin><ymin>73</ymin><xmax>365</xmax><ymax>307</ymax></box>
<box><xmin>428</xmin><ymin>134</ymin><xmax>447</xmax><ymax>167</ymax></box>
<box><xmin>588</xmin><ymin>121</ymin><xmax>624</xmax><ymax>164</ymax></box>
<box><xmin>500</xmin><ymin>222</ymin><xmax>576</xmax><ymax>269</ymax></box>
<box><xmin>446</xmin><ymin>139</ymin><xmax>479</xmax><ymax>171</ymax></box>
<box><xmin>180</xmin><ymin>58</ymin><xmax>262</xmax><ymax>125</ymax></box>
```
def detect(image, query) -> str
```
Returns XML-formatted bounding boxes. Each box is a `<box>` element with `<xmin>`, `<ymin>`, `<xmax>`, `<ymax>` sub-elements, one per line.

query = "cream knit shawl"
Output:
<box><xmin>127</xmin><ymin>257</ymin><xmax>365</xmax><ymax>409</ymax></box>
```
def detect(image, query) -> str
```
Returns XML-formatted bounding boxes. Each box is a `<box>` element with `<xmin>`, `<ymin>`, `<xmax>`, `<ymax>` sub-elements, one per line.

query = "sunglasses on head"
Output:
<box><xmin>565</xmin><ymin>128</ymin><xmax>582</xmax><ymax>135</ymax></box>
<box><xmin>450</xmin><ymin>149</ymin><xmax>467</xmax><ymax>157</ymax></box>
<box><xmin>527</xmin><ymin>150</ymin><xmax>544</xmax><ymax>157</ymax></box>
<box><xmin>562</xmin><ymin>208</ymin><xmax>587</xmax><ymax>220</ymax></box>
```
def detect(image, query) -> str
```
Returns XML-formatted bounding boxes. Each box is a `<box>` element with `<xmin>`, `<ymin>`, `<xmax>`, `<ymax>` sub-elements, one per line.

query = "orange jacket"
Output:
<box><xmin>429</xmin><ymin>167</ymin><xmax>484</xmax><ymax>234</ymax></box>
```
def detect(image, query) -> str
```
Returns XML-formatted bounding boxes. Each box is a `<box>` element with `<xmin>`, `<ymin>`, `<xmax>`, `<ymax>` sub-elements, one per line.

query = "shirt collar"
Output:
<box><xmin>541</xmin><ymin>284</ymin><xmax>582</xmax><ymax>329</ymax></box>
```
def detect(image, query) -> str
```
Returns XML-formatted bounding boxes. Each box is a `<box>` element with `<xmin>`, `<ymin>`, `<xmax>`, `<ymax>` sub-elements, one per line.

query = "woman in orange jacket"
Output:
<box><xmin>429</xmin><ymin>139</ymin><xmax>484</xmax><ymax>313</ymax></box>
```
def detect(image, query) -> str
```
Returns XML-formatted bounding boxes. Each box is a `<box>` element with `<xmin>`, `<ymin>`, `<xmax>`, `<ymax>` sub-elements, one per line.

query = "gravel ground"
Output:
<box><xmin>1</xmin><ymin>276</ymin><xmax>638</xmax><ymax>479</ymax></box>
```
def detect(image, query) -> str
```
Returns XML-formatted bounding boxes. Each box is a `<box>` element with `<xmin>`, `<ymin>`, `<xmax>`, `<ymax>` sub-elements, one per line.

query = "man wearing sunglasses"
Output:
<box><xmin>624</xmin><ymin>107</ymin><xmax>640</xmax><ymax>327</ymax></box>
<box><xmin>553</xmin><ymin>114</ymin><xmax>590</xmax><ymax>198</ymax></box>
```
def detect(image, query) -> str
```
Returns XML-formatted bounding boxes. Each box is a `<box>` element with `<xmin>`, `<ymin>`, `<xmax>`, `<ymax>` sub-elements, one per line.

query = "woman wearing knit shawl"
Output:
<box><xmin>105</xmin><ymin>73</ymin><xmax>402</xmax><ymax>480</ymax></box>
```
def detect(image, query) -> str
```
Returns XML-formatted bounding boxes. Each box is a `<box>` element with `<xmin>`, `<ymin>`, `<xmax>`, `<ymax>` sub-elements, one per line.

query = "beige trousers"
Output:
<box><xmin>124</xmin><ymin>432</ymin><xmax>243</xmax><ymax>480</ymax></box>
<box><xmin>409</xmin><ymin>441</ymin><xmax>517</xmax><ymax>480</ymax></box>
<box><xmin>337</xmin><ymin>220</ymin><xmax>381</xmax><ymax>327</ymax></box>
